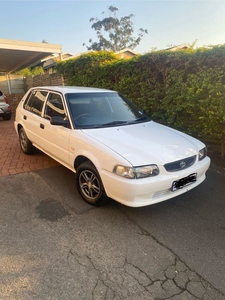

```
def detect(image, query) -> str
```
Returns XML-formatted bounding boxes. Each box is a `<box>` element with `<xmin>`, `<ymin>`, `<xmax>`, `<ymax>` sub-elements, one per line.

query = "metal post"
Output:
<box><xmin>6</xmin><ymin>73</ymin><xmax>12</xmax><ymax>94</ymax></box>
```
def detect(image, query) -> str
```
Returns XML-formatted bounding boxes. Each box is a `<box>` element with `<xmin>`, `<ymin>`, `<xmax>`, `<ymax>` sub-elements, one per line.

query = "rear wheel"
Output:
<box><xmin>19</xmin><ymin>127</ymin><xmax>36</xmax><ymax>155</ymax></box>
<box><xmin>76</xmin><ymin>161</ymin><xmax>109</xmax><ymax>206</ymax></box>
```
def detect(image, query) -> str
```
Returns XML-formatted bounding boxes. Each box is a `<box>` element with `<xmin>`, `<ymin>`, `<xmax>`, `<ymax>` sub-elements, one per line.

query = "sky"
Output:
<box><xmin>1</xmin><ymin>0</ymin><xmax>225</xmax><ymax>55</ymax></box>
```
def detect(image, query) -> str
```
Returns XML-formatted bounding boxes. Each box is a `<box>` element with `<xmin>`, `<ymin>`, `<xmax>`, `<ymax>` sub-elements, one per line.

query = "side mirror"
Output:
<box><xmin>50</xmin><ymin>116</ymin><xmax>69</xmax><ymax>127</ymax></box>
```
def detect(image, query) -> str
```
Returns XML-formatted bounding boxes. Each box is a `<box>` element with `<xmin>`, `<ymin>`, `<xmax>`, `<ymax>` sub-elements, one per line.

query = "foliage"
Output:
<box><xmin>56</xmin><ymin>50</ymin><xmax>118</xmax><ymax>86</ymax></box>
<box><xmin>83</xmin><ymin>5</ymin><xmax>148</xmax><ymax>52</ymax></box>
<box><xmin>15</xmin><ymin>66</ymin><xmax>44</xmax><ymax>77</ymax></box>
<box><xmin>56</xmin><ymin>44</ymin><xmax>225</xmax><ymax>158</ymax></box>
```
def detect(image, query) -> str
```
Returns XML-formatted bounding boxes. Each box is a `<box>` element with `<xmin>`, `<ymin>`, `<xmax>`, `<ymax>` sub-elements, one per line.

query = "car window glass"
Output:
<box><xmin>23</xmin><ymin>91</ymin><xmax>33</xmax><ymax>109</ymax></box>
<box><xmin>44</xmin><ymin>93</ymin><xmax>66</xmax><ymax>120</ymax></box>
<box><xmin>66</xmin><ymin>92</ymin><xmax>148</xmax><ymax>128</ymax></box>
<box><xmin>24</xmin><ymin>90</ymin><xmax>47</xmax><ymax>116</ymax></box>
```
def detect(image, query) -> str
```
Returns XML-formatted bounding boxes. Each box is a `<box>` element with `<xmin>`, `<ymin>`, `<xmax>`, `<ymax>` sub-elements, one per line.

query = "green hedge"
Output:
<box><xmin>56</xmin><ymin>46</ymin><xmax>225</xmax><ymax>158</ymax></box>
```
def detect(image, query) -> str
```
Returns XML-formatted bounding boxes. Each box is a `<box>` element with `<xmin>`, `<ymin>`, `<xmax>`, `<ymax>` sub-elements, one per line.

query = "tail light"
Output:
<box><xmin>4</xmin><ymin>95</ymin><xmax>9</xmax><ymax>104</ymax></box>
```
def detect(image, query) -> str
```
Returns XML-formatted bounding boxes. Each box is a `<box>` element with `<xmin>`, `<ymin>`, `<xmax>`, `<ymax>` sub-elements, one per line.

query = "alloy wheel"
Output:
<box><xmin>79</xmin><ymin>169</ymin><xmax>101</xmax><ymax>200</ymax></box>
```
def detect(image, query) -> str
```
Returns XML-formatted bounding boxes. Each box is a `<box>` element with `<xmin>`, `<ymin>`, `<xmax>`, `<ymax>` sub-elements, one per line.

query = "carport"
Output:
<box><xmin>0</xmin><ymin>38</ymin><xmax>62</xmax><ymax>93</ymax></box>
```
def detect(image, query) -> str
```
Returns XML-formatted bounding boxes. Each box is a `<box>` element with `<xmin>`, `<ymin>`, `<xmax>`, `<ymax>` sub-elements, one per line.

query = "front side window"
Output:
<box><xmin>66</xmin><ymin>92</ymin><xmax>149</xmax><ymax>129</ymax></box>
<box><xmin>24</xmin><ymin>90</ymin><xmax>47</xmax><ymax>116</ymax></box>
<box><xmin>44</xmin><ymin>93</ymin><xmax>66</xmax><ymax>120</ymax></box>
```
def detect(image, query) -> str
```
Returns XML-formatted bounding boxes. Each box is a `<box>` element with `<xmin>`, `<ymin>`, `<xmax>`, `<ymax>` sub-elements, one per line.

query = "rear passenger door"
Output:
<box><xmin>22</xmin><ymin>90</ymin><xmax>48</xmax><ymax>145</ymax></box>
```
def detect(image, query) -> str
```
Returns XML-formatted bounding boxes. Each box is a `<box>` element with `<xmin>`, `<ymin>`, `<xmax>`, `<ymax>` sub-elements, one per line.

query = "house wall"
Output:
<box><xmin>115</xmin><ymin>52</ymin><xmax>136</xmax><ymax>59</ymax></box>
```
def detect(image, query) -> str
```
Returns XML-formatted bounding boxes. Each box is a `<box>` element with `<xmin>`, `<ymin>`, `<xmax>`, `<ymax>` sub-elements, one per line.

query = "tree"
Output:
<box><xmin>83</xmin><ymin>5</ymin><xmax>148</xmax><ymax>52</ymax></box>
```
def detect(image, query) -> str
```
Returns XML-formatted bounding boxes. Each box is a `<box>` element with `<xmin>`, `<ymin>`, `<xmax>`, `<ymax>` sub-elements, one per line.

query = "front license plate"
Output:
<box><xmin>171</xmin><ymin>173</ymin><xmax>197</xmax><ymax>192</ymax></box>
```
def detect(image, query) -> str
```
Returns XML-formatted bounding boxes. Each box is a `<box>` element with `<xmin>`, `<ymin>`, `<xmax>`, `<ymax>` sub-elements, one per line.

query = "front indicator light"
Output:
<box><xmin>114</xmin><ymin>164</ymin><xmax>159</xmax><ymax>179</ymax></box>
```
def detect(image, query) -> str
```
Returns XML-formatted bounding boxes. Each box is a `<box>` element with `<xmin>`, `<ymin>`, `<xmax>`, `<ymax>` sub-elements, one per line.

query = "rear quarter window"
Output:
<box><xmin>24</xmin><ymin>90</ymin><xmax>48</xmax><ymax>116</ymax></box>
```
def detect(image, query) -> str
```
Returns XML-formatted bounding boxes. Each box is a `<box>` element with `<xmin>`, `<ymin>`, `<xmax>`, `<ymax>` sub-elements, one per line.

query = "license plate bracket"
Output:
<box><xmin>171</xmin><ymin>173</ymin><xmax>197</xmax><ymax>192</ymax></box>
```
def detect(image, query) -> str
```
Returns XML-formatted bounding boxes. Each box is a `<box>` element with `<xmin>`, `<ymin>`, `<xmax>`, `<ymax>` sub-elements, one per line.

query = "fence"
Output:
<box><xmin>0</xmin><ymin>73</ymin><xmax>64</xmax><ymax>114</ymax></box>
<box><xmin>25</xmin><ymin>73</ymin><xmax>64</xmax><ymax>90</ymax></box>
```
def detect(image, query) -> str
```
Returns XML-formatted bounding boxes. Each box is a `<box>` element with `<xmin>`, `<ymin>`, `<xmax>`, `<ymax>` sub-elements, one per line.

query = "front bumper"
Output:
<box><xmin>99</xmin><ymin>156</ymin><xmax>211</xmax><ymax>207</ymax></box>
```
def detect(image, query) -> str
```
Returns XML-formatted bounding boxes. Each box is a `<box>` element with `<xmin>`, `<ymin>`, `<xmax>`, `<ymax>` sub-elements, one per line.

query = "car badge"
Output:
<box><xmin>180</xmin><ymin>161</ymin><xmax>186</xmax><ymax>168</ymax></box>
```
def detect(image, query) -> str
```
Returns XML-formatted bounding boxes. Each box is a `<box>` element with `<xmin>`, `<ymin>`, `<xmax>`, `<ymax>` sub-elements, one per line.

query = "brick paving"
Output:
<box><xmin>0</xmin><ymin>118</ymin><xmax>59</xmax><ymax>177</ymax></box>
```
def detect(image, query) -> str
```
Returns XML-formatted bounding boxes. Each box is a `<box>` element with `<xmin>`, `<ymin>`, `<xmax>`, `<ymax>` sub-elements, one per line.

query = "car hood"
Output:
<box><xmin>82</xmin><ymin>121</ymin><xmax>204</xmax><ymax>166</ymax></box>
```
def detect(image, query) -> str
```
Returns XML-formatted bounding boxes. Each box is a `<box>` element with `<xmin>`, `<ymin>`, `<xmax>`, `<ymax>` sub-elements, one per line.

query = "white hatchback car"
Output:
<box><xmin>14</xmin><ymin>86</ymin><xmax>210</xmax><ymax>207</ymax></box>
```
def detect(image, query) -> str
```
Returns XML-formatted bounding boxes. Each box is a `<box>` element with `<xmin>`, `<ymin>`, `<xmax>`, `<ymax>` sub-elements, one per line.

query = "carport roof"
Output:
<box><xmin>0</xmin><ymin>38</ymin><xmax>62</xmax><ymax>74</ymax></box>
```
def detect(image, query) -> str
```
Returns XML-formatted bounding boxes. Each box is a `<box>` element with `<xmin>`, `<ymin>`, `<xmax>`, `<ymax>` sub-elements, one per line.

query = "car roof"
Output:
<box><xmin>30</xmin><ymin>86</ymin><xmax>115</xmax><ymax>94</ymax></box>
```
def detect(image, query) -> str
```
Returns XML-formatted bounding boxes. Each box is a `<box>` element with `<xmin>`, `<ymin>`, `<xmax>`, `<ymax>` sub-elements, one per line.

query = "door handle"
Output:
<box><xmin>40</xmin><ymin>123</ymin><xmax>45</xmax><ymax>129</ymax></box>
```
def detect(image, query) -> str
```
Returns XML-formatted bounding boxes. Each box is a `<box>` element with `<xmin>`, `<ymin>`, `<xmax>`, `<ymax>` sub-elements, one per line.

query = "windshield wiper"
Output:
<box><xmin>93</xmin><ymin>120</ymin><xmax>129</xmax><ymax>128</ymax></box>
<box><xmin>92</xmin><ymin>117</ymin><xmax>149</xmax><ymax>129</ymax></box>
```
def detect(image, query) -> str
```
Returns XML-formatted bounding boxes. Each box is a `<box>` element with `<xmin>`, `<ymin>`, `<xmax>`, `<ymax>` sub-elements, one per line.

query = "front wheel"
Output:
<box><xmin>76</xmin><ymin>161</ymin><xmax>108</xmax><ymax>206</ymax></box>
<box><xmin>19</xmin><ymin>127</ymin><xmax>36</xmax><ymax>155</ymax></box>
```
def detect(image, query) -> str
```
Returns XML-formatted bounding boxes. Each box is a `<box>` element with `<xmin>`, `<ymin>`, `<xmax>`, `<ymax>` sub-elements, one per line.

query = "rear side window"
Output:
<box><xmin>24</xmin><ymin>90</ymin><xmax>47</xmax><ymax>116</ymax></box>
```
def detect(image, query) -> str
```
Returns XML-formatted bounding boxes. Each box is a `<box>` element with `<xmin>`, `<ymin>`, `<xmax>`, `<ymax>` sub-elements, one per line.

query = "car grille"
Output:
<box><xmin>164</xmin><ymin>155</ymin><xmax>197</xmax><ymax>172</ymax></box>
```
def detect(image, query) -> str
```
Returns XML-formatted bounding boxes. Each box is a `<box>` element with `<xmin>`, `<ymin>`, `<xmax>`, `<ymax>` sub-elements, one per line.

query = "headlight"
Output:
<box><xmin>114</xmin><ymin>164</ymin><xmax>159</xmax><ymax>179</ymax></box>
<box><xmin>199</xmin><ymin>147</ymin><xmax>207</xmax><ymax>161</ymax></box>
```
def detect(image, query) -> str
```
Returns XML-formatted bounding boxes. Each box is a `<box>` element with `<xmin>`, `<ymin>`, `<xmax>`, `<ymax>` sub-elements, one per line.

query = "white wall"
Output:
<box><xmin>0</xmin><ymin>74</ymin><xmax>25</xmax><ymax>94</ymax></box>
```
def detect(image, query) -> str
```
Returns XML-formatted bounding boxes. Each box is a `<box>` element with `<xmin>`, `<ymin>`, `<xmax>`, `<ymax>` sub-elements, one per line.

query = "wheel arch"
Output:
<box><xmin>17</xmin><ymin>123</ymin><xmax>23</xmax><ymax>134</ymax></box>
<box><xmin>74</xmin><ymin>154</ymin><xmax>103</xmax><ymax>178</ymax></box>
<box><xmin>74</xmin><ymin>155</ymin><xmax>90</xmax><ymax>172</ymax></box>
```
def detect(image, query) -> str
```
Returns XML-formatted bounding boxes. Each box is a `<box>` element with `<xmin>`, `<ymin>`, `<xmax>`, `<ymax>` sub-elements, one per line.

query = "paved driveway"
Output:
<box><xmin>0</xmin><ymin>118</ymin><xmax>225</xmax><ymax>300</ymax></box>
<box><xmin>0</xmin><ymin>118</ymin><xmax>59</xmax><ymax>177</ymax></box>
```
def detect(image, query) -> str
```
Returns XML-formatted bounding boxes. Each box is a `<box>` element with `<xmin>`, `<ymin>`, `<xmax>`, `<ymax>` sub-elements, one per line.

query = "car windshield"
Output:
<box><xmin>65</xmin><ymin>92</ymin><xmax>150</xmax><ymax>129</ymax></box>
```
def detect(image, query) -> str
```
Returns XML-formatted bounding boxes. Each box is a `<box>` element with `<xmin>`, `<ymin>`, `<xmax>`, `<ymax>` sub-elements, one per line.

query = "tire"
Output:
<box><xmin>76</xmin><ymin>161</ymin><xmax>109</xmax><ymax>206</ymax></box>
<box><xmin>19</xmin><ymin>127</ymin><xmax>36</xmax><ymax>155</ymax></box>
<box><xmin>3</xmin><ymin>115</ymin><xmax>11</xmax><ymax>120</ymax></box>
